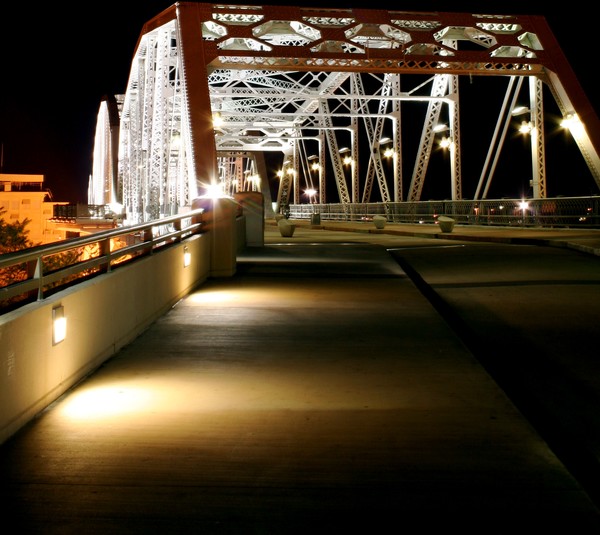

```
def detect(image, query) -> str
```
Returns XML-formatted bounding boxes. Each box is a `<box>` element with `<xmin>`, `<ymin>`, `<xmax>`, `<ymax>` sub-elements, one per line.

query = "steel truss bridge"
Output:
<box><xmin>88</xmin><ymin>2</ymin><xmax>600</xmax><ymax>224</ymax></box>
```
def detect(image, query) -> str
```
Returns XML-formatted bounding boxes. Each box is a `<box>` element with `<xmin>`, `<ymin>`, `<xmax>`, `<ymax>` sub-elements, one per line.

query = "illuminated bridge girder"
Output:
<box><xmin>89</xmin><ymin>3</ymin><xmax>600</xmax><ymax>223</ymax></box>
<box><xmin>407</xmin><ymin>73</ymin><xmax>452</xmax><ymax>202</ymax></box>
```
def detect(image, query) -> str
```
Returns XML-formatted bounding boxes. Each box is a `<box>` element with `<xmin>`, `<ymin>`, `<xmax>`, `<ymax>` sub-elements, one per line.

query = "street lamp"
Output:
<box><xmin>308</xmin><ymin>154</ymin><xmax>320</xmax><ymax>172</ymax></box>
<box><xmin>305</xmin><ymin>187</ymin><xmax>319</xmax><ymax>224</ymax></box>
<box><xmin>339</xmin><ymin>147</ymin><xmax>352</xmax><ymax>166</ymax></box>
<box><xmin>304</xmin><ymin>188</ymin><xmax>317</xmax><ymax>203</ymax></box>
<box><xmin>212</xmin><ymin>112</ymin><xmax>223</xmax><ymax>128</ymax></box>
<box><xmin>518</xmin><ymin>121</ymin><xmax>533</xmax><ymax>134</ymax></box>
<box><xmin>519</xmin><ymin>200</ymin><xmax>529</xmax><ymax>226</ymax></box>
<box><xmin>380</xmin><ymin>137</ymin><xmax>395</xmax><ymax>159</ymax></box>
<box><xmin>439</xmin><ymin>136</ymin><xmax>452</xmax><ymax>150</ymax></box>
<box><xmin>561</xmin><ymin>112</ymin><xmax>584</xmax><ymax>136</ymax></box>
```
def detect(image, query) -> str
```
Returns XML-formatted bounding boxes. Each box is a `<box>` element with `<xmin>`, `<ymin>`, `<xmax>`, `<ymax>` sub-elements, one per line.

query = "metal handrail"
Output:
<box><xmin>1</xmin><ymin>209</ymin><xmax>205</xmax><ymax>310</ymax></box>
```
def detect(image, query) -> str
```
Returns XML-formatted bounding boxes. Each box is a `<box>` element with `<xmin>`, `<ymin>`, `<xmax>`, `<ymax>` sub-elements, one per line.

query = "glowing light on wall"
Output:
<box><xmin>183</xmin><ymin>245</ymin><xmax>191</xmax><ymax>267</ymax></box>
<box><xmin>52</xmin><ymin>306</ymin><xmax>66</xmax><ymax>345</ymax></box>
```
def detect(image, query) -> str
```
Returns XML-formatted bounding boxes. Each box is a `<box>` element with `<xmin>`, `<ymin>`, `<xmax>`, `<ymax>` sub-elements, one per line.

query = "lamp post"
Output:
<box><xmin>519</xmin><ymin>200</ymin><xmax>529</xmax><ymax>227</ymax></box>
<box><xmin>511</xmin><ymin>103</ymin><xmax>543</xmax><ymax>198</ymax></box>
<box><xmin>304</xmin><ymin>186</ymin><xmax>318</xmax><ymax>223</ymax></box>
<box><xmin>305</xmin><ymin>188</ymin><xmax>317</xmax><ymax>203</ymax></box>
<box><xmin>339</xmin><ymin>147</ymin><xmax>353</xmax><ymax>167</ymax></box>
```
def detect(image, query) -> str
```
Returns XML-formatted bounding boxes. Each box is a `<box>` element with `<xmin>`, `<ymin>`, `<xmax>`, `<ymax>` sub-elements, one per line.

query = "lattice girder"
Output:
<box><xmin>89</xmin><ymin>3</ymin><xmax>600</xmax><ymax>224</ymax></box>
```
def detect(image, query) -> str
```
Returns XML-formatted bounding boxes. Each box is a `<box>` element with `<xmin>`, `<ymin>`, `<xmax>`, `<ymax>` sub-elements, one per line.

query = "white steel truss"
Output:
<box><xmin>88</xmin><ymin>3</ymin><xmax>600</xmax><ymax>223</ymax></box>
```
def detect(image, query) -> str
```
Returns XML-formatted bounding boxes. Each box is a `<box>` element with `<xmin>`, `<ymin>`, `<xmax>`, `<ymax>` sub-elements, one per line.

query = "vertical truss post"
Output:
<box><xmin>529</xmin><ymin>77</ymin><xmax>546</xmax><ymax>198</ymax></box>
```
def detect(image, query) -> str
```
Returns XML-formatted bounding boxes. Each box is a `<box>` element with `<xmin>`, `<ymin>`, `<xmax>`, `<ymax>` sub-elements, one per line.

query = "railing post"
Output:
<box><xmin>99</xmin><ymin>238</ymin><xmax>111</xmax><ymax>273</ymax></box>
<box><xmin>142</xmin><ymin>229</ymin><xmax>154</xmax><ymax>255</ymax></box>
<box><xmin>173</xmin><ymin>219</ymin><xmax>182</xmax><ymax>242</ymax></box>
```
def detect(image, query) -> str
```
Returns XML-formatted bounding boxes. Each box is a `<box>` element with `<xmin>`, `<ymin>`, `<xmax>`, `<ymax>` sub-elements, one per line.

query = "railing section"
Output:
<box><xmin>0</xmin><ymin>209</ymin><xmax>204</xmax><ymax>314</ymax></box>
<box><xmin>289</xmin><ymin>197</ymin><xmax>600</xmax><ymax>228</ymax></box>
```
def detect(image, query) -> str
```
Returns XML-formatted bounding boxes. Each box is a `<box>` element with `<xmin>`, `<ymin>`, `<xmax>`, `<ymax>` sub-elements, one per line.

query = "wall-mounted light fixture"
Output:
<box><xmin>183</xmin><ymin>245</ymin><xmax>191</xmax><ymax>268</ymax></box>
<box><xmin>52</xmin><ymin>306</ymin><xmax>66</xmax><ymax>345</ymax></box>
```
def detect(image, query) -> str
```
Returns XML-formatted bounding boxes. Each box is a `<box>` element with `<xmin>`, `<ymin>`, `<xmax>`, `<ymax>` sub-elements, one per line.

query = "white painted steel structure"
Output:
<box><xmin>89</xmin><ymin>2</ymin><xmax>600</xmax><ymax>223</ymax></box>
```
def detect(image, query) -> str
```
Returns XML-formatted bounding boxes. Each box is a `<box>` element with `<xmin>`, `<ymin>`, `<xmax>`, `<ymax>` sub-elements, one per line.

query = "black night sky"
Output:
<box><xmin>0</xmin><ymin>1</ymin><xmax>597</xmax><ymax>203</ymax></box>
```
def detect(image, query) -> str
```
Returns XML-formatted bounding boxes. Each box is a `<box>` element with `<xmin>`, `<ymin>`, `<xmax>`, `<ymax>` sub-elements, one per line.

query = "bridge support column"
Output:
<box><xmin>193</xmin><ymin>196</ymin><xmax>237</xmax><ymax>277</ymax></box>
<box><xmin>235</xmin><ymin>191</ymin><xmax>264</xmax><ymax>247</ymax></box>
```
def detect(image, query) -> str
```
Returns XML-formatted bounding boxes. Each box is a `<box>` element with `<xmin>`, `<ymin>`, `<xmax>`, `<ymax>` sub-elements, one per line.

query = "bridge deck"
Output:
<box><xmin>1</xmin><ymin>222</ymin><xmax>600</xmax><ymax>533</ymax></box>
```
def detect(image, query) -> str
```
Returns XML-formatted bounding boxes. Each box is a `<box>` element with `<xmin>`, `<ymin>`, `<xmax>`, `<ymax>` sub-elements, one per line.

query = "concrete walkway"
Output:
<box><xmin>1</xmin><ymin>221</ymin><xmax>600</xmax><ymax>533</ymax></box>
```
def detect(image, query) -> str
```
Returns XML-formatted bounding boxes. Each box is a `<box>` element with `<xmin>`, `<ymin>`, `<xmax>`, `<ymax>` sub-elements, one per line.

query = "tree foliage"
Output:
<box><xmin>0</xmin><ymin>207</ymin><xmax>37</xmax><ymax>308</ymax></box>
<box><xmin>0</xmin><ymin>206</ymin><xmax>35</xmax><ymax>254</ymax></box>
<box><xmin>1</xmin><ymin>208</ymin><xmax>100</xmax><ymax>312</ymax></box>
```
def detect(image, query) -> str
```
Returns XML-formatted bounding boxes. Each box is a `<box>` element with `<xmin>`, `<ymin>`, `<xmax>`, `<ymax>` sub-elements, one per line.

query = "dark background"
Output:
<box><xmin>0</xmin><ymin>1</ymin><xmax>597</xmax><ymax>203</ymax></box>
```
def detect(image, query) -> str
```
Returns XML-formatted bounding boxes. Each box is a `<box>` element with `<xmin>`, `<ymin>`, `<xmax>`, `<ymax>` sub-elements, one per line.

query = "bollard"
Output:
<box><xmin>278</xmin><ymin>219</ymin><xmax>296</xmax><ymax>237</ymax></box>
<box><xmin>373</xmin><ymin>215</ymin><xmax>386</xmax><ymax>229</ymax></box>
<box><xmin>437</xmin><ymin>215</ymin><xmax>455</xmax><ymax>233</ymax></box>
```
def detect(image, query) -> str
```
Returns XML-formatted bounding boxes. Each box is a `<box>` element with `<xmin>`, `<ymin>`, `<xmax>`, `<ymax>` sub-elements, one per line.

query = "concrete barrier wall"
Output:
<box><xmin>0</xmin><ymin>234</ymin><xmax>211</xmax><ymax>444</ymax></box>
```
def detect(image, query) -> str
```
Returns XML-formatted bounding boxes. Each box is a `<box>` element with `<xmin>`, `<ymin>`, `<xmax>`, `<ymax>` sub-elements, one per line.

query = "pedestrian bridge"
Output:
<box><xmin>2</xmin><ymin>203</ymin><xmax>600</xmax><ymax>531</ymax></box>
<box><xmin>2</xmin><ymin>193</ymin><xmax>600</xmax><ymax>446</ymax></box>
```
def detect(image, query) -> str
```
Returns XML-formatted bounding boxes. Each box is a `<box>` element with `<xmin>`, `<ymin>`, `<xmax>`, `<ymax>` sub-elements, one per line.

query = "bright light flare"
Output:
<box><xmin>561</xmin><ymin>113</ymin><xmax>584</xmax><ymax>136</ymax></box>
<box><xmin>203</xmin><ymin>183</ymin><xmax>225</xmax><ymax>198</ymax></box>
<box><xmin>518</xmin><ymin>121</ymin><xmax>533</xmax><ymax>134</ymax></box>
<box><xmin>439</xmin><ymin>136</ymin><xmax>452</xmax><ymax>149</ymax></box>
